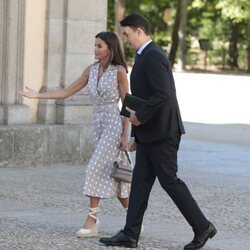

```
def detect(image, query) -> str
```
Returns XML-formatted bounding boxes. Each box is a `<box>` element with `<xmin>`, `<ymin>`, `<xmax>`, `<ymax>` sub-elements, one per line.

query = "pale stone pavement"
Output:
<box><xmin>1</xmin><ymin>124</ymin><xmax>250</xmax><ymax>250</ymax></box>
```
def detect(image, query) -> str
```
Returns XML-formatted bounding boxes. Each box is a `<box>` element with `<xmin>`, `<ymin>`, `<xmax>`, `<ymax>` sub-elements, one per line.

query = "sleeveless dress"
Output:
<box><xmin>83</xmin><ymin>62</ymin><xmax>130</xmax><ymax>198</ymax></box>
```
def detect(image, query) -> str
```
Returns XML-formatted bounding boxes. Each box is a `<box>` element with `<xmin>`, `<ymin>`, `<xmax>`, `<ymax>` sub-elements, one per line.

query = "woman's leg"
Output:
<box><xmin>83</xmin><ymin>196</ymin><xmax>100</xmax><ymax>228</ymax></box>
<box><xmin>76</xmin><ymin>196</ymin><xmax>101</xmax><ymax>238</ymax></box>
<box><xmin>117</xmin><ymin>197</ymin><xmax>129</xmax><ymax>209</ymax></box>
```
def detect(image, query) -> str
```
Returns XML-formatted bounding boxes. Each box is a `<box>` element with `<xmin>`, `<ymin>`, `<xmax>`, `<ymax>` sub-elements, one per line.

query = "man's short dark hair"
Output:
<box><xmin>120</xmin><ymin>13</ymin><xmax>151</xmax><ymax>35</ymax></box>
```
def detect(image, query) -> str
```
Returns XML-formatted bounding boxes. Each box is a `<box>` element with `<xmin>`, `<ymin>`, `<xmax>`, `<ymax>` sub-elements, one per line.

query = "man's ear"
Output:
<box><xmin>137</xmin><ymin>27</ymin><xmax>144</xmax><ymax>37</ymax></box>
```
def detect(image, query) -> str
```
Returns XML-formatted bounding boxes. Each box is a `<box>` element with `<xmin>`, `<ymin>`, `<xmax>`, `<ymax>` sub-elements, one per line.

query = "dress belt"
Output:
<box><xmin>93</xmin><ymin>102</ymin><xmax>119</xmax><ymax>112</ymax></box>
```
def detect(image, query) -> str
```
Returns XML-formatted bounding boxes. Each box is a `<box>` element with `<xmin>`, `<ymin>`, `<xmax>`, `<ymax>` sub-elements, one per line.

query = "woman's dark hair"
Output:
<box><xmin>120</xmin><ymin>13</ymin><xmax>151</xmax><ymax>36</ymax></box>
<box><xmin>95</xmin><ymin>32</ymin><xmax>128</xmax><ymax>72</ymax></box>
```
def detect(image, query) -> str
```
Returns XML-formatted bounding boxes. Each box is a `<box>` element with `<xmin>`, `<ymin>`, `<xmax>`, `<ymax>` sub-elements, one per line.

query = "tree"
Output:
<box><xmin>216</xmin><ymin>0</ymin><xmax>250</xmax><ymax>71</ymax></box>
<box><xmin>107</xmin><ymin>0</ymin><xmax>115</xmax><ymax>31</ymax></box>
<box><xmin>228</xmin><ymin>21</ymin><xmax>240</xmax><ymax>69</ymax></box>
<box><xmin>248</xmin><ymin>21</ymin><xmax>250</xmax><ymax>72</ymax></box>
<box><xmin>177</xmin><ymin>0</ymin><xmax>188</xmax><ymax>70</ymax></box>
<box><xmin>168</xmin><ymin>0</ymin><xmax>181</xmax><ymax>66</ymax></box>
<box><xmin>107</xmin><ymin>0</ymin><xmax>250</xmax><ymax>72</ymax></box>
<box><xmin>114</xmin><ymin>0</ymin><xmax>126</xmax><ymax>50</ymax></box>
<box><xmin>121</xmin><ymin>0</ymin><xmax>173</xmax><ymax>63</ymax></box>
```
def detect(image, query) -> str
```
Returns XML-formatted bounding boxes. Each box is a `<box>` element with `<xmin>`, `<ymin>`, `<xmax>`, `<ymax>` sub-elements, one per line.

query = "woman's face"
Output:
<box><xmin>94</xmin><ymin>38</ymin><xmax>110</xmax><ymax>61</ymax></box>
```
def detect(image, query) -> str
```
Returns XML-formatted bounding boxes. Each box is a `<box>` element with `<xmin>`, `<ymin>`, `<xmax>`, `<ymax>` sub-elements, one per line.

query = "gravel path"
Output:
<box><xmin>0</xmin><ymin>138</ymin><xmax>249</xmax><ymax>250</ymax></box>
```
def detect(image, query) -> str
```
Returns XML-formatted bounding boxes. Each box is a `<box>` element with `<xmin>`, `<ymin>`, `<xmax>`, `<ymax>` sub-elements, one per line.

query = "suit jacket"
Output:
<box><xmin>130</xmin><ymin>42</ymin><xmax>185</xmax><ymax>143</ymax></box>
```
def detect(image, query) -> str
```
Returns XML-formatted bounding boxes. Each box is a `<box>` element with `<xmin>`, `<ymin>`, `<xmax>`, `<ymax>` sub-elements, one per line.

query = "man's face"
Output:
<box><xmin>121</xmin><ymin>26</ymin><xmax>140</xmax><ymax>50</ymax></box>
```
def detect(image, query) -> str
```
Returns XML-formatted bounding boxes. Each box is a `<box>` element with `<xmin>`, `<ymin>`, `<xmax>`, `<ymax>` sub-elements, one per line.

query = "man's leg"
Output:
<box><xmin>150</xmin><ymin>136</ymin><xmax>209</xmax><ymax>235</ymax></box>
<box><xmin>124</xmin><ymin>142</ymin><xmax>156</xmax><ymax>241</ymax></box>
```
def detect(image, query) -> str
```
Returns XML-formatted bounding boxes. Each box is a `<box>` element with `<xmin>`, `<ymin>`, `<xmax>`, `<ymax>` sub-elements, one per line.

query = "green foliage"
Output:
<box><xmin>187</xmin><ymin>0</ymin><xmax>248</xmax><ymax>70</ymax></box>
<box><xmin>107</xmin><ymin>0</ymin><xmax>115</xmax><ymax>31</ymax></box>
<box><xmin>107</xmin><ymin>0</ymin><xmax>175</xmax><ymax>60</ymax></box>
<box><xmin>124</xmin><ymin>0</ymin><xmax>172</xmax><ymax>47</ymax></box>
<box><xmin>107</xmin><ymin>0</ymin><xmax>249</xmax><ymax>71</ymax></box>
<box><xmin>216</xmin><ymin>0</ymin><xmax>250</xmax><ymax>22</ymax></box>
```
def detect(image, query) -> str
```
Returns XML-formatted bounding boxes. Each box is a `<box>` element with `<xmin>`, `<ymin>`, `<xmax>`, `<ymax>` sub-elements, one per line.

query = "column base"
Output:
<box><xmin>55</xmin><ymin>93</ymin><xmax>93</xmax><ymax>124</ymax></box>
<box><xmin>0</xmin><ymin>105</ymin><xmax>32</xmax><ymax>125</ymax></box>
<box><xmin>56</xmin><ymin>103</ymin><xmax>93</xmax><ymax>124</ymax></box>
<box><xmin>37</xmin><ymin>99</ymin><xmax>57</xmax><ymax>124</ymax></box>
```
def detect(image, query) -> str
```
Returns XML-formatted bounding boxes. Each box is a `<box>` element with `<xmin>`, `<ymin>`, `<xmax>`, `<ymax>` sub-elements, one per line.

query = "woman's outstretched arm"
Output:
<box><xmin>19</xmin><ymin>65</ymin><xmax>91</xmax><ymax>99</ymax></box>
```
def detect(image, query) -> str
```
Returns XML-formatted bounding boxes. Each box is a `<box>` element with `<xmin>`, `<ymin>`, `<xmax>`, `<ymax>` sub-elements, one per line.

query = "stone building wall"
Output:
<box><xmin>0</xmin><ymin>0</ymin><xmax>107</xmax><ymax>166</ymax></box>
<box><xmin>0</xmin><ymin>0</ymin><xmax>107</xmax><ymax>125</ymax></box>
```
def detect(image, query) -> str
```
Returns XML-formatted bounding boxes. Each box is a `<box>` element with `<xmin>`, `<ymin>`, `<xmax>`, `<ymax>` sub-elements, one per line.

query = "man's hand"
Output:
<box><xmin>126</xmin><ymin>107</ymin><xmax>141</xmax><ymax>126</ymax></box>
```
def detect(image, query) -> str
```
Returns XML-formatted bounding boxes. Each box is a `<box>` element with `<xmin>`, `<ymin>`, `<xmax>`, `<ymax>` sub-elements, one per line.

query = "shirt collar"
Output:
<box><xmin>137</xmin><ymin>40</ymin><xmax>152</xmax><ymax>55</ymax></box>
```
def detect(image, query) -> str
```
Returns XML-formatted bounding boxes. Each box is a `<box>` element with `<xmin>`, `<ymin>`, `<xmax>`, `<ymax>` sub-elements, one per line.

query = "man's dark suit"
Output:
<box><xmin>124</xmin><ymin>42</ymin><xmax>209</xmax><ymax>241</ymax></box>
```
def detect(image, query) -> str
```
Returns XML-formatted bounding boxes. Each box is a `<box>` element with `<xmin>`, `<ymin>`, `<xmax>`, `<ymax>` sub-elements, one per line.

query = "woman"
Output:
<box><xmin>19</xmin><ymin>32</ymin><xmax>131</xmax><ymax>238</ymax></box>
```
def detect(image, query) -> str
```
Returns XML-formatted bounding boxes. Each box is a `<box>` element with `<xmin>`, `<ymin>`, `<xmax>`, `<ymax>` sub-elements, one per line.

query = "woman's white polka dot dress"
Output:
<box><xmin>83</xmin><ymin>63</ymin><xmax>130</xmax><ymax>199</ymax></box>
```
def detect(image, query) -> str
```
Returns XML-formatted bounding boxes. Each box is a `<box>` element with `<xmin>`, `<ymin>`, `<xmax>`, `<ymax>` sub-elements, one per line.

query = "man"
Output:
<box><xmin>100</xmin><ymin>13</ymin><xmax>217</xmax><ymax>249</ymax></box>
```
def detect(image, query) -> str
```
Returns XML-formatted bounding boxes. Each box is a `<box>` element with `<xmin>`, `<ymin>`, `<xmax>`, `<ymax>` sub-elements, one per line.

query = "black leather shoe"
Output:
<box><xmin>184</xmin><ymin>223</ymin><xmax>217</xmax><ymax>249</ymax></box>
<box><xmin>99</xmin><ymin>230</ymin><xmax>138</xmax><ymax>248</ymax></box>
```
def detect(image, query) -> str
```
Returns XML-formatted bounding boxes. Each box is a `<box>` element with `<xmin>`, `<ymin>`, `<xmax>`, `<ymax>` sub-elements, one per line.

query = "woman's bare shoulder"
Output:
<box><xmin>117</xmin><ymin>65</ymin><xmax>127</xmax><ymax>75</ymax></box>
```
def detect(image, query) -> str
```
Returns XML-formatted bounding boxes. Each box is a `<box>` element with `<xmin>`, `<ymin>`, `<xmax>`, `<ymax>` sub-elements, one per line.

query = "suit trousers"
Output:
<box><xmin>124</xmin><ymin>135</ymin><xmax>209</xmax><ymax>241</ymax></box>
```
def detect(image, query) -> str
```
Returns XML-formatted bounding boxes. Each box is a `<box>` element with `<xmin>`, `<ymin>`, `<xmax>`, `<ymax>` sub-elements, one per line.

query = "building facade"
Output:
<box><xmin>0</xmin><ymin>0</ymin><xmax>107</xmax><ymax>125</ymax></box>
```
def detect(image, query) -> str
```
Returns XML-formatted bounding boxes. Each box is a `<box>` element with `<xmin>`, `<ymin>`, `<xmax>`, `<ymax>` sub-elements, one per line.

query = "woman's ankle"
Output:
<box><xmin>84</xmin><ymin>215</ymin><xmax>97</xmax><ymax>228</ymax></box>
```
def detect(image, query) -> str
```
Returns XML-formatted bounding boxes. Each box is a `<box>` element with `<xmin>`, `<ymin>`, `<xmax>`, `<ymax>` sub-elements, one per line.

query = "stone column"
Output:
<box><xmin>0</xmin><ymin>0</ymin><xmax>31</xmax><ymax>124</ymax></box>
<box><xmin>38</xmin><ymin>0</ymin><xmax>107</xmax><ymax>124</ymax></box>
<box><xmin>37</xmin><ymin>0</ymin><xmax>65</xmax><ymax>124</ymax></box>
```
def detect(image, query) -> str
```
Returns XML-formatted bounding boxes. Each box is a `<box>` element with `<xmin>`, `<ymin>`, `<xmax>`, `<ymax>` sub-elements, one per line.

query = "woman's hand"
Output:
<box><xmin>128</xmin><ymin>138</ymin><xmax>136</xmax><ymax>152</ymax></box>
<box><xmin>119</xmin><ymin>133</ymin><xmax>129</xmax><ymax>151</ymax></box>
<box><xmin>19</xmin><ymin>86</ymin><xmax>39</xmax><ymax>99</ymax></box>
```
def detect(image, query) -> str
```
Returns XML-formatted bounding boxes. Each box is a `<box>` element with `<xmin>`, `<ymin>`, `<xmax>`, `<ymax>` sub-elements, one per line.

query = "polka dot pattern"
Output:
<box><xmin>83</xmin><ymin>63</ymin><xmax>130</xmax><ymax>198</ymax></box>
